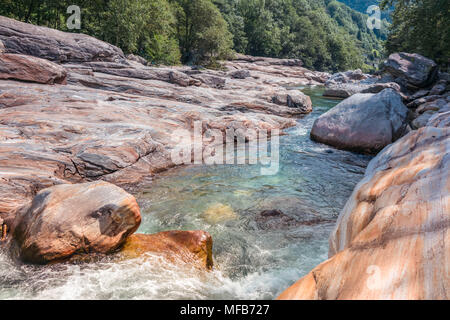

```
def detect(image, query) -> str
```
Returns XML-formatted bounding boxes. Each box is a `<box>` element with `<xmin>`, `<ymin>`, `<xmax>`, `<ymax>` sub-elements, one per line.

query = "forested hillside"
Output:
<box><xmin>337</xmin><ymin>0</ymin><xmax>391</xmax><ymax>20</ymax></box>
<box><xmin>0</xmin><ymin>0</ymin><xmax>386</xmax><ymax>71</ymax></box>
<box><xmin>381</xmin><ymin>0</ymin><xmax>450</xmax><ymax>67</ymax></box>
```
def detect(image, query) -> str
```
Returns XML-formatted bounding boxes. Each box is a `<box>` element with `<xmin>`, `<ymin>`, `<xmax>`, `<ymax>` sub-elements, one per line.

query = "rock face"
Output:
<box><xmin>0</xmin><ymin>53</ymin><xmax>67</xmax><ymax>84</ymax></box>
<box><xmin>0</xmin><ymin>16</ymin><xmax>125</xmax><ymax>63</ymax></box>
<box><xmin>383</xmin><ymin>52</ymin><xmax>438</xmax><ymax>88</ymax></box>
<box><xmin>279</xmin><ymin>123</ymin><xmax>449</xmax><ymax>300</ymax></box>
<box><xmin>311</xmin><ymin>89</ymin><xmax>409</xmax><ymax>154</ymax></box>
<box><xmin>120</xmin><ymin>231</ymin><xmax>213</xmax><ymax>270</ymax></box>
<box><xmin>11</xmin><ymin>181</ymin><xmax>141</xmax><ymax>264</ymax></box>
<box><xmin>0</xmin><ymin>18</ymin><xmax>328</xmax><ymax>225</ymax></box>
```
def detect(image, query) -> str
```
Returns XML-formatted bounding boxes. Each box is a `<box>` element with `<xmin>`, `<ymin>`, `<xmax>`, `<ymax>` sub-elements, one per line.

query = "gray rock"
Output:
<box><xmin>229</xmin><ymin>69</ymin><xmax>251</xmax><ymax>79</ymax></box>
<box><xmin>383</xmin><ymin>52</ymin><xmax>438</xmax><ymax>88</ymax></box>
<box><xmin>429</xmin><ymin>80</ymin><xmax>448</xmax><ymax>96</ymax></box>
<box><xmin>311</xmin><ymin>89</ymin><xmax>409</xmax><ymax>154</ymax></box>
<box><xmin>411</xmin><ymin>111</ymin><xmax>436</xmax><ymax>129</ymax></box>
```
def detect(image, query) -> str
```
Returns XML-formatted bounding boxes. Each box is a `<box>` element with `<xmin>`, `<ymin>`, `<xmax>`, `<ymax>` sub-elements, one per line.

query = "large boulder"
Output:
<box><xmin>0</xmin><ymin>53</ymin><xmax>67</xmax><ymax>84</ymax></box>
<box><xmin>311</xmin><ymin>89</ymin><xmax>409</xmax><ymax>154</ymax></box>
<box><xmin>0</xmin><ymin>15</ymin><xmax>125</xmax><ymax>63</ymax></box>
<box><xmin>383</xmin><ymin>53</ymin><xmax>438</xmax><ymax>88</ymax></box>
<box><xmin>11</xmin><ymin>181</ymin><xmax>141</xmax><ymax>264</ymax></box>
<box><xmin>279</xmin><ymin>125</ymin><xmax>450</xmax><ymax>300</ymax></box>
<box><xmin>120</xmin><ymin>231</ymin><xmax>213</xmax><ymax>270</ymax></box>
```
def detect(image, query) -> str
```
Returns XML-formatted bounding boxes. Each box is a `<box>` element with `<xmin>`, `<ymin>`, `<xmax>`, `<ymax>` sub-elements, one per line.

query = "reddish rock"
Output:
<box><xmin>279</xmin><ymin>125</ymin><xmax>450</xmax><ymax>300</ymax></box>
<box><xmin>11</xmin><ymin>181</ymin><xmax>141</xmax><ymax>264</ymax></box>
<box><xmin>0</xmin><ymin>53</ymin><xmax>67</xmax><ymax>84</ymax></box>
<box><xmin>120</xmin><ymin>231</ymin><xmax>213</xmax><ymax>270</ymax></box>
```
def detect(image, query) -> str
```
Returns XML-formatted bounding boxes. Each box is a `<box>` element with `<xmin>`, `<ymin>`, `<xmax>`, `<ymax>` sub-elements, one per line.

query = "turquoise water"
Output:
<box><xmin>0</xmin><ymin>87</ymin><xmax>371</xmax><ymax>299</ymax></box>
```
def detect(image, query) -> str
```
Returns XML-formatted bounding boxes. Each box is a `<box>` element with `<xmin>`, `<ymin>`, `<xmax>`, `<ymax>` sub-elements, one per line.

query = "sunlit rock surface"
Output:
<box><xmin>0</xmin><ymin>53</ymin><xmax>67</xmax><ymax>84</ymax></box>
<box><xmin>279</xmin><ymin>120</ymin><xmax>450</xmax><ymax>300</ymax></box>
<box><xmin>120</xmin><ymin>231</ymin><xmax>213</xmax><ymax>270</ymax></box>
<box><xmin>10</xmin><ymin>181</ymin><xmax>141</xmax><ymax>264</ymax></box>
<box><xmin>0</xmin><ymin>17</ymin><xmax>328</xmax><ymax>224</ymax></box>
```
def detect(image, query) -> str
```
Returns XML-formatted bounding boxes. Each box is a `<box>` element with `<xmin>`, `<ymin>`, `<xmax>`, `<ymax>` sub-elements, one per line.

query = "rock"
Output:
<box><xmin>272</xmin><ymin>91</ymin><xmax>312</xmax><ymax>113</ymax></box>
<box><xmin>11</xmin><ymin>181</ymin><xmax>141</xmax><ymax>264</ymax></box>
<box><xmin>323</xmin><ymin>85</ymin><xmax>358</xmax><ymax>99</ymax></box>
<box><xmin>279</xmin><ymin>126</ymin><xmax>450</xmax><ymax>300</ymax></box>
<box><xmin>415</xmin><ymin>99</ymin><xmax>447</xmax><ymax>114</ymax></box>
<box><xmin>427</xmin><ymin>109</ymin><xmax>450</xmax><ymax>128</ymax></box>
<box><xmin>311</xmin><ymin>89</ymin><xmax>409</xmax><ymax>154</ymax></box>
<box><xmin>408</xmin><ymin>89</ymin><xmax>429</xmax><ymax>101</ymax></box>
<box><xmin>0</xmin><ymin>53</ymin><xmax>67</xmax><ymax>84</ymax></box>
<box><xmin>0</xmin><ymin>16</ymin><xmax>125</xmax><ymax>63</ymax></box>
<box><xmin>360</xmin><ymin>82</ymin><xmax>401</xmax><ymax>94</ymax></box>
<box><xmin>120</xmin><ymin>231</ymin><xmax>213</xmax><ymax>270</ymax></box>
<box><xmin>126</xmin><ymin>54</ymin><xmax>148</xmax><ymax>66</ymax></box>
<box><xmin>169</xmin><ymin>70</ymin><xmax>197</xmax><ymax>87</ymax></box>
<box><xmin>429</xmin><ymin>80</ymin><xmax>448</xmax><ymax>96</ymax></box>
<box><xmin>229</xmin><ymin>69</ymin><xmax>250</xmax><ymax>79</ymax></box>
<box><xmin>202</xmin><ymin>203</ymin><xmax>237</xmax><ymax>224</ymax></box>
<box><xmin>255</xmin><ymin>209</ymin><xmax>333</xmax><ymax>230</ymax></box>
<box><xmin>383</xmin><ymin>52</ymin><xmax>438</xmax><ymax>88</ymax></box>
<box><xmin>323</xmin><ymin>82</ymin><xmax>401</xmax><ymax>99</ymax></box>
<box><xmin>325</xmin><ymin>69</ymin><xmax>369</xmax><ymax>86</ymax></box>
<box><xmin>411</xmin><ymin>110</ymin><xmax>436</xmax><ymax>129</ymax></box>
<box><xmin>407</xmin><ymin>95</ymin><xmax>442</xmax><ymax>109</ymax></box>
<box><xmin>191</xmin><ymin>74</ymin><xmax>226</xmax><ymax>88</ymax></box>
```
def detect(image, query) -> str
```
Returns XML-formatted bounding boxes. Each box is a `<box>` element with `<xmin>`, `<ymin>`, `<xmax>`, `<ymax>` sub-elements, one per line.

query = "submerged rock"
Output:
<box><xmin>120</xmin><ymin>231</ymin><xmax>213</xmax><ymax>270</ymax></box>
<box><xmin>0</xmin><ymin>53</ymin><xmax>67</xmax><ymax>84</ymax></box>
<box><xmin>279</xmin><ymin>123</ymin><xmax>450</xmax><ymax>300</ymax></box>
<box><xmin>311</xmin><ymin>89</ymin><xmax>409</xmax><ymax>154</ymax></box>
<box><xmin>202</xmin><ymin>203</ymin><xmax>237</xmax><ymax>224</ymax></box>
<box><xmin>11</xmin><ymin>181</ymin><xmax>141</xmax><ymax>264</ymax></box>
<box><xmin>383</xmin><ymin>52</ymin><xmax>438</xmax><ymax>88</ymax></box>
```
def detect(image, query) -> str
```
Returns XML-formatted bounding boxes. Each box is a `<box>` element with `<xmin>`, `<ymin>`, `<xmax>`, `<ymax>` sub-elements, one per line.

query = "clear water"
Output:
<box><xmin>0</xmin><ymin>87</ymin><xmax>371</xmax><ymax>300</ymax></box>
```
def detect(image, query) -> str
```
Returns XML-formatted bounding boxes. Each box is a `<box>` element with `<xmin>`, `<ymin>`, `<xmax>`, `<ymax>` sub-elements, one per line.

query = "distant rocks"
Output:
<box><xmin>11</xmin><ymin>181</ymin><xmax>141</xmax><ymax>264</ymax></box>
<box><xmin>0</xmin><ymin>16</ymin><xmax>125</xmax><ymax>63</ymax></box>
<box><xmin>229</xmin><ymin>69</ymin><xmax>251</xmax><ymax>79</ymax></box>
<box><xmin>272</xmin><ymin>91</ymin><xmax>312</xmax><ymax>113</ymax></box>
<box><xmin>383</xmin><ymin>52</ymin><xmax>438</xmax><ymax>88</ymax></box>
<box><xmin>0</xmin><ymin>53</ymin><xmax>67</xmax><ymax>84</ymax></box>
<box><xmin>126</xmin><ymin>54</ymin><xmax>148</xmax><ymax>66</ymax></box>
<box><xmin>311</xmin><ymin>89</ymin><xmax>409</xmax><ymax>154</ymax></box>
<box><xmin>325</xmin><ymin>69</ymin><xmax>369</xmax><ymax>86</ymax></box>
<box><xmin>120</xmin><ymin>231</ymin><xmax>213</xmax><ymax>270</ymax></box>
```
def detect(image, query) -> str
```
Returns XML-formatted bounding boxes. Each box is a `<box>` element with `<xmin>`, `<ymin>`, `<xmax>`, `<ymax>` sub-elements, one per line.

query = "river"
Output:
<box><xmin>0</xmin><ymin>87</ymin><xmax>372</xmax><ymax>300</ymax></box>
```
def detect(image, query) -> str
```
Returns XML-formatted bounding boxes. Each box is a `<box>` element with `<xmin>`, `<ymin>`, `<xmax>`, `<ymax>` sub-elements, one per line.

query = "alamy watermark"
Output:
<box><xmin>67</xmin><ymin>5</ymin><xmax>81</xmax><ymax>30</ymax></box>
<box><xmin>170</xmin><ymin>121</ymin><xmax>280</xmax><ymax>176</ymax></box>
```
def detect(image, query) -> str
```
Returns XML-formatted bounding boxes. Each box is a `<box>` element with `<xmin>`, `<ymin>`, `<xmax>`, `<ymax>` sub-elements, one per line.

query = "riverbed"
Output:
<box><xmin>0</xmin><ymin>87</ymin><xmax>371</xmax><ymax>300</ymax></box>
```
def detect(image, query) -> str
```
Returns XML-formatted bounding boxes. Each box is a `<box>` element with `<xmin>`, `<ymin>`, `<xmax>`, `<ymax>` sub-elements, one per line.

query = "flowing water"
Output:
<box><xmin>0</xmin><ymin>87</ymin><xmax>372</xmax><ymax>300</ymax></box>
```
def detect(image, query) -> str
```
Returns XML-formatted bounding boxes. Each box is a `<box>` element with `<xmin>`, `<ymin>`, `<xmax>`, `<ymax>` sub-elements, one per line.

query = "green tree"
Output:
<box><xmin>172</xmin><ymin>0</ymin><xmax>233</xmax><ymax>65</ymax></box>
<box><xmin>381</xmin><ymin>0</ymin><xmax>450</xmax><ymax>66</ymax></box>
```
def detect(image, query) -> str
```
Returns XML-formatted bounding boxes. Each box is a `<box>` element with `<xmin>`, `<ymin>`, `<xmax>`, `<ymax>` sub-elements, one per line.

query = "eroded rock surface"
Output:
<box><xmin>0</xmin><ymin>18</ymin><xmax>328</xmax><ymax>224</ymax></box>
<box><xmin>11</xmin><ymin>181</ymin><xmax>141</xmax><ymax>264</ymax></box>
<box><xmin>0</xmin><ymin>53</ymin><xmax>67</xmax><ymax>84</ymax></box>
<box><xmin>279</xmin><ymin>120</ymin><xmax>450</xmax><ymax>300</ymax></box>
